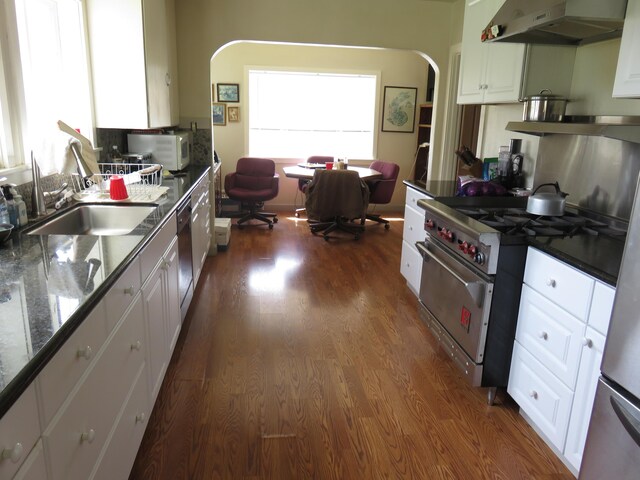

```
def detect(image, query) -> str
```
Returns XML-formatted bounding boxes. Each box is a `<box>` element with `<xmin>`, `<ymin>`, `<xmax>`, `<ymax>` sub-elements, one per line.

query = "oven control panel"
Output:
<box><xmin>424</xmin><ymin>215</ymin><xmax>494</xmax><ymax>274</ymax></box>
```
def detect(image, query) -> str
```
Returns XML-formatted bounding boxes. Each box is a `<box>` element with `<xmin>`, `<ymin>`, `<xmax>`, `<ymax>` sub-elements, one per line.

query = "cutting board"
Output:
<box><xmin>57</xmin><ymin>120</ymin><xmax>101</xmax><ymax>174</ymax></box>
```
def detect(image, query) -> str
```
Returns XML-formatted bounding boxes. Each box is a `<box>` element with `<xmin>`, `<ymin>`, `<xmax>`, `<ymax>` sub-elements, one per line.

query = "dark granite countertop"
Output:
<box><xmin>403</xmin><ymin>179</ymin><xmax>458</xmax><ymax>199</ymax></box>
<box><xmin>0</xmin><ymin>165</ymin><xmax>210</xmax><ymax>418</ymax></box>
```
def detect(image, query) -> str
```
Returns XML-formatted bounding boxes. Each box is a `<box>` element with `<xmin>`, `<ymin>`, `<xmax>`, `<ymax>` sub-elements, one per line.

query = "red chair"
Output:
<box><xmin>224</xmin><ymin>157</ymin><xmax>279</xmax><ymax>229</ymax></box>
<box><xmin>295</xmin><ymin>155</ymin><xmax>334</xmax><ymax>218</ymax></box>
<box><xmin>365</xmin><ymin>161</ymin><xmax>400</xmax><ymax>229</ymax></box>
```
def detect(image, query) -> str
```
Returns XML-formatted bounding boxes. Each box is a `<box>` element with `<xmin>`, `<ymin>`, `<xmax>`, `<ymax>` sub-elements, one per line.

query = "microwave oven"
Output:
<box><xmin>127</xmin><ymin>132</ymin><xmax>191</xmax><ymax>171</ymax></box>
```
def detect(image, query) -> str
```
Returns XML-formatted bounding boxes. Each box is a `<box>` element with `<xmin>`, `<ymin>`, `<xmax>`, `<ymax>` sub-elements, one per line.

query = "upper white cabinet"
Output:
<box><xmin>458</xmin><ymin>0</ymin><xmax>576</xmax><ymax>105</ymax></box>
<box><xmin>86</xmin><ymin>0</ymin><xmax>179</xmax><ymax>128</ymax></box>
<box><xmin>613</xmin><ymin>0</ymin><xmax>640</xmax><ymax>97</ymax></box>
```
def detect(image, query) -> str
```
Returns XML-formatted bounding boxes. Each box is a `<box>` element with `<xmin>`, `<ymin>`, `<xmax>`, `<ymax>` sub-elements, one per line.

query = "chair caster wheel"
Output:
<box><xmin>323</xmin><ymin>236</ymin><xmax>329</xmax><ymax>241</ymax></box>
<box><xmin>295</xmin><ymin>212</ymin><xmax>300</xmax><ymax>218</ymax></box>
<box><xmin>384</xmin><ymin>223</ymin><xmax>390</xmax><ymax>230</ymax></box>
<box><xmin>269</xmin><ymin>223</ymin><xmax>274</xmax><ymax>230</ymax></box>
<box><xmin>273</xmin><ymin>217</ymin><xmax>278</xmax><ymax>223</ymax></box>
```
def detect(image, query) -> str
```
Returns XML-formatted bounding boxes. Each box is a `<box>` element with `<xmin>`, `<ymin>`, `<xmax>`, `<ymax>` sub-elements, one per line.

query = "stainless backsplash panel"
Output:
<box><xmin>533</xmin><ymin>135</ymin><xmax>640</xmax><ymax>221</ymax></box>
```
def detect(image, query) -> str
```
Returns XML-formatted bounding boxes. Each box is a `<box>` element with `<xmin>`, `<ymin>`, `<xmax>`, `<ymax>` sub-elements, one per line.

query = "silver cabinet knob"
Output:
<box><xmin>529</xmin><ymin>390</ymin><xmax>538</xmax><ymax>400</ymax></box>
<box><xmin>546</xmin><ymin>278</ymin><xmax>557</xmax><ymax>288</ymax></box>
<box><xmin>80</xmin><ymin>429</ymin><xmax>96</xmax><ymax>444</ymax></box>
<box><xmin>135</xmin><ymin>413</ymin><xmax>146</xmax><ymax>424</ymax></box>
<box><xmin>583</xmin><ymin>338</ymin><xmax>593</xmax><ymax>348</ymax></box>
<box><xmin>131</xmin><ymin>340</ymin><xmax>142</xmax><ymax>351</ymax></box>
<box><xmin>124</xmin><ymin>286</ymin><xmax>135</xmax><ymax>296</ymax></box>
<box><xmin>76</xmin><ymin>345</ymin><xmax>93</xmax><ymax>360</ymax></box>
<box><xmin>538</xmin><ymin>331</ymin><xmax>548</xmax><ymax>340</ymax></box>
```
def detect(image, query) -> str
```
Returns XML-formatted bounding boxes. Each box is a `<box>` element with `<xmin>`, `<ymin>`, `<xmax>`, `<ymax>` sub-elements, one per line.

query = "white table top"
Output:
<box><xmin>283</xmin><ymin>165</ymin><xmax>382</xmax><ymax>180</ymax></box>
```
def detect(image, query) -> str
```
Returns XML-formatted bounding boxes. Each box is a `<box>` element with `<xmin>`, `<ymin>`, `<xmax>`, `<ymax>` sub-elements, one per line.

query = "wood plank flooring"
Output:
<box><xmin>129</xmin><ymin>212</ymin><xmax>573</xmax><ymax>479</ymax></box>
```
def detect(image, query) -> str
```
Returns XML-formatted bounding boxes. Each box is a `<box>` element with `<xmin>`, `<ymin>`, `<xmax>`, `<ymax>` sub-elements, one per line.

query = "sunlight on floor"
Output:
<box><xmin>248</xmin><ymin>257</ymin><xmax>301</xmax><ymax>293</ymax></box>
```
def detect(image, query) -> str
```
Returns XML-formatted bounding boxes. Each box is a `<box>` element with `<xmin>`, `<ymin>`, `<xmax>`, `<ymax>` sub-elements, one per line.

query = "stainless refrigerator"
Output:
<box><xmin>580</xmin><ymin>186</ymin><xmax>640</xmax><ymax>478</ymax></box>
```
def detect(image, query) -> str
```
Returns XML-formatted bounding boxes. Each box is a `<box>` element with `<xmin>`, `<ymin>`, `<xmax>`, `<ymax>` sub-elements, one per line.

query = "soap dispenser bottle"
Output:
<box><xmin>0</xmin><ymin>185</ymin><xmax>10</xmax><ymax>225</ymax></box>
<box><xmin>10</xmin><ymin>186</ymin><xmax>28</xmax><ymax>227</ymax></box>
<box><xmin>1</xmin><ymin>185</ymin><xmax>18</xmax><ymax>227</ymax></box>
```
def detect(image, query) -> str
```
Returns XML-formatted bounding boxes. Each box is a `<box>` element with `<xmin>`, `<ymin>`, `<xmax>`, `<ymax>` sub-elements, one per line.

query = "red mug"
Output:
<box><xmin>325</xmin><ymin>162</ymin><xmax>334</xmax><ymax>170</ymax></box>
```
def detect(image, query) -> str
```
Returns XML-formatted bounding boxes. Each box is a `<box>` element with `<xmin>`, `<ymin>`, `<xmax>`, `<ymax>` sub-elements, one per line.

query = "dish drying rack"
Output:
<box><xmin>71</xmin><ymin>163</ymin><xmax>169</xmax><ymax>203</ymax></box>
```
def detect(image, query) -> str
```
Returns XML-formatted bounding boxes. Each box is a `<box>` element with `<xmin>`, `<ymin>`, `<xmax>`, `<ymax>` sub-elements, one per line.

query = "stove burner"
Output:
<box><xmin>457</xmin><ymin>206</ymin><xmax>626</xmax><ymax>239</ymax></box>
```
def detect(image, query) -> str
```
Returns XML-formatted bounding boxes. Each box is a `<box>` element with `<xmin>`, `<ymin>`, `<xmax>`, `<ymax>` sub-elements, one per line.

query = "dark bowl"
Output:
<box><xmin>0</xmin><ymin>223</ymin><xmax>14</xmax><ymax>244</ymax></box>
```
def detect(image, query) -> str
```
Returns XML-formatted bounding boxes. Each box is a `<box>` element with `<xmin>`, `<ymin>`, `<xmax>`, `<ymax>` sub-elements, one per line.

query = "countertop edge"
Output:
<box><xmin>0</xmin><ymin>166</ymin><xmax>211</xmax><ymax>418</ymax></box>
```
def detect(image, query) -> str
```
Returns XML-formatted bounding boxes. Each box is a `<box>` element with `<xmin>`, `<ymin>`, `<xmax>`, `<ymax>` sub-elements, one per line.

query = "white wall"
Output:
<box><xmin>211</xmin><ymin>42</ymin><xmax>430</xmax><ymax>209</ymax></box>
<box><xmin>175</xmin><ymin>0</ymin><xmax>466</xmax><ymax>189</ymax></box>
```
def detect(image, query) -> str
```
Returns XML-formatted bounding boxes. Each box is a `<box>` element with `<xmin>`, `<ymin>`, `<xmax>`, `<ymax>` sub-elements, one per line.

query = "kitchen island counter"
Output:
<box><xmin>0</xmin><ymin>165</ymin><xmax>210</xmax><ymax>418</ymax></box>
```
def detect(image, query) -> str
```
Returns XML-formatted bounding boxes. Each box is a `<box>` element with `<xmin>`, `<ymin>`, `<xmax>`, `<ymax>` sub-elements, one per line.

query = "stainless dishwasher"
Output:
<box><xmin>177</xmin><ymin>198</ymin><xmax>193</xmax><ymax>320</ymax></box>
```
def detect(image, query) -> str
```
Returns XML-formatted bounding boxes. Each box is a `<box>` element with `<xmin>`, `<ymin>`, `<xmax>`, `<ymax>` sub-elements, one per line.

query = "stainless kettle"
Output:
<box><xmin>526</xmin><ymin>182</ymin><xmax>568</xmax><ymax>216</ymax></box>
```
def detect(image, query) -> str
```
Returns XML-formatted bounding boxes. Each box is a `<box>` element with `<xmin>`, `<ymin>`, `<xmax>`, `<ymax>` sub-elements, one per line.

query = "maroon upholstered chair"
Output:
<box><xmin>295</xmin><ymin>155</ymin><xmax>334</xmax><ymax>218</ymax></box>
<box><xmin>365</xmin><ymin>160</ymin><xmax>400</xmax><ymax>229</ymax></box>
<box><xmin>224</xmin><ymin>157</ymin><xmax>279</xmax><ymax>229</ymax></box>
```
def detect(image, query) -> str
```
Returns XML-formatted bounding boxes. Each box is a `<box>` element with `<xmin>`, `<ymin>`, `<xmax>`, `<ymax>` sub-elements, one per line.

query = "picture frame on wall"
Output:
<box><xmin>228</xmin><ymin>106</ymin><xmax>240</xmax><ymax>122</ymax></box>
<box><xmin>212</xmin><ymin>103</ymin><xmax>226</xmax><ymax>125</ymax></box>
<box><xmin>217</xmin><ymin>83</ymin><xmax>240</xmax><ymax>102</ymax></box>
<box><xmin>381</xmin><ymin>86</ymin><xmax>417</xmax><ymax>133</ymax></box>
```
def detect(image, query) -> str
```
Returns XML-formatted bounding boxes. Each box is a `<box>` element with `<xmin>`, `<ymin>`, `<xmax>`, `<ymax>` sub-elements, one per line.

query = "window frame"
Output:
<box><xmin>244</xmin><ymin>66</ymin><xmax>381</xmax><ymax>162</ymax></box>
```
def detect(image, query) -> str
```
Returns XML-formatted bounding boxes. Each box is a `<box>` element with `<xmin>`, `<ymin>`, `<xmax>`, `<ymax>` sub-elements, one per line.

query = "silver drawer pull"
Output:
<box><xmin>538</xmin><ymin>331</ymin><xmax>548</xmax><ymax>341</ymax></box>
<box><xmin>76</xmin><ymin>346</ymin><xmax>93</xmax><ymax>360</ymax></box>
<box><xmin>80</xmin><ymin>429</ymin><xmax>96</xmax><ymax>444</ymax></box>
<box><xmin>1</xmin><ymin>443</ymin><xmax>23</xmax><ymax>463</ymax></box>
<box><xmin>124</xmin><ymin>285</ymin><xmax>135</xmax><ymax>296</ymax></box>
<box><xmin>529</xmin><ymin>390</ymin><xmax>539</xmax><ymax>400</ymax></box>
<box><xmin>135</xmin><ymin>412</ymin><xmax>146</xmax><ymax>424</ymax></box>
<box><xmin>546</xmin><ymin>278</ymin><xmax>557</xmax><ymax>288</ymax></box>
<box><xmin>582</xmin><ymin>338</ymin><xmax>593</xmax><ymax>348</ymax></box>
<box><xmin>131</xmin><ymin>340</ymin><xmax>142</xmax><ymax>351</ymax></box>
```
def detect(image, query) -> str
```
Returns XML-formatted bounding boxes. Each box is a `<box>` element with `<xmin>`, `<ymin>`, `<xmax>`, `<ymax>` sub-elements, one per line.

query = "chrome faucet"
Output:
<box><xmin>31</xmin><ymin>152</ymin><xmax>46</xmax><ymax>217</ymax></box>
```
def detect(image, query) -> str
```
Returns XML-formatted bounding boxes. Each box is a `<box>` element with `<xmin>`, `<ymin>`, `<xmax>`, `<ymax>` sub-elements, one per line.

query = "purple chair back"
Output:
<box><xmin>234</xmin><ymin>157</ymin><xmax>277</xmax><ymax>190</ymax></box>
<box><xmin>368</xmin><ymin>161</ymin><xmax>400</xmax><ymax>204</ymax></box>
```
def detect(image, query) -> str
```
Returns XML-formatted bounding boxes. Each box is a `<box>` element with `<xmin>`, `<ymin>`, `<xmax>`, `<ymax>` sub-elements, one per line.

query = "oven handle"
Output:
<box><xmin>416</xmin><ymin>241</ymin><xmax>485</xmax><ymax>308</ymax></box>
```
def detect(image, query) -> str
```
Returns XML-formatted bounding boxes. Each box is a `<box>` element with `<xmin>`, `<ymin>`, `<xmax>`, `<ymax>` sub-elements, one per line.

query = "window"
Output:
<box><xmin>0</xmin><ymin>0</ymin><xmax>93</xmax><ymax>174</ymax></box>
<box><xmin>248</xmin><ymin>69</ymin><xmax>378</xmax><ymax>159</ymax></box>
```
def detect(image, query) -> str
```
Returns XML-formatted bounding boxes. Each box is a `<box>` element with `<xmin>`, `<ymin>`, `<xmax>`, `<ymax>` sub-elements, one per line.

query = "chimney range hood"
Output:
<box><xmin>485</xmin><ymin>0</ymin><xmax>628</xmax><ymax>46</ymax></box>
<box><xmin>507</xmin><ymin>116</ymin><xmax>640</xmax><ymax>144</ymax></box>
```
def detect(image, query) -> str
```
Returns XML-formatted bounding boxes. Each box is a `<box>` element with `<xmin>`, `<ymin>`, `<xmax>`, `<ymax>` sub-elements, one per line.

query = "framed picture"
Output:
<box><xmin>227</xmin><ymin>106</ymin><xmax>240</xmax><ymax>122</ymax></box>
<box><xmin>381</xmin><ymin>86</ymin><xmax>417</xmax><ymax>133</ymax></box>
<box><xmin>217</xmin><ymin>83</ymin><xmax>239</xmax><ymax>102</ymax></box>
<box><xmin>212</xmin><ymin>103</ymin><xmax>226</xmax><ymax>125</ymax></box>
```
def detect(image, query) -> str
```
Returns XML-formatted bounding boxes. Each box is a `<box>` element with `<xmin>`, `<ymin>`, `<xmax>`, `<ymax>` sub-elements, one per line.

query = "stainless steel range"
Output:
<box><xmin>415</xmin><ymin>195</ymin><xmax>626</xmax><ymax>405</ymax></box>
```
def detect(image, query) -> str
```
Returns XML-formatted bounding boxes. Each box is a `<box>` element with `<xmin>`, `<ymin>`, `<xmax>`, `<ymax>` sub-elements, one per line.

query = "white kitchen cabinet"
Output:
<box><xmin>13</xmin><ymin>440</ymin><xmax>46</xmax><ymax>480</ymax></box>
<box><xmin>400</xmin><ymin>186</ymin><xmax>429</xmax><ymax>295</ymax></box>
<box><xmin>164</xmin><ymin>237</ymin><xmax>181</xmax><ymax>352</ymax></box>
<box><xmin>509</xmin><ymin>247</ymin><xmax>616</xmax><ymax>475</ymax></box>
<box><xmin>613</xmin><ymin>0</ymin><xmax>640</xmax><ymax>97</ymax></box>
<box><xmin>86</xmin><ymin>0</ymin><xmax>179</xmax><ymax>128</ymax></box>
<box><xmin>564</xmin><ymin>327</ymin><xmax>606</xmax><ymax>473</ymax></box>
<box><xmin>458</xmin><ymin>0</ymin><xmax>575</xmax><ymax>105</ymax></box>
<box><xmin>192</xmin><ymin>173</ymin><xmax>212</xmax><ymax>288</ymax></box>
<box><xmin>0</xmin><ymin>384</ymin><xmax>40</xmax><ymax>480</ymax></box>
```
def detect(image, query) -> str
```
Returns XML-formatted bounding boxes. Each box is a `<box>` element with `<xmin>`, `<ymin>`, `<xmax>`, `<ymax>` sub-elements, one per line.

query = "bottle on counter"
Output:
<box><xmin>12</xmin><ymin>188</ymin><xmax>28</xmax><ymax>227</ymax></box>
<box><xmin>1</xmin><ymin>185</ymin><xmax>18</xmax><ymax>227</ymax></box>
<box><xmin>109</xmin><ymin>145</ymin><xmax>123</xmax><ymax>164</ymax></box>
<box><xmin>0</xmin><ymin>186</ymin><xmax>10</xmax><ymax>225</ymax></box>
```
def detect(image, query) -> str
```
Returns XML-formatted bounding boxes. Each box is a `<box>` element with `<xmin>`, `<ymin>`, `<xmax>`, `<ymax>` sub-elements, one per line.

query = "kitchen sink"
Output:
<box><xmin>27</xmin><ymin>204</ymin><xmax>158</xmax><ymax>236</ymax></box>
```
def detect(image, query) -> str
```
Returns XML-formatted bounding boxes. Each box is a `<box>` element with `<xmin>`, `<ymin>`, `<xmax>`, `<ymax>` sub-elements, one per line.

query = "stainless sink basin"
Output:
<box><xmin>28</xmin><ymin>204</ymin><xmax>157</xmax><ymax>236</ymax></box>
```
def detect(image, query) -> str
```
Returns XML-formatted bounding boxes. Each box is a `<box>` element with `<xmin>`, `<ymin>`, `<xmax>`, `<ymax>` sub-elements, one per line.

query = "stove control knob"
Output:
<box><xmin>440</xmin><ymin>228</ymin><xmax>454</xmax><ymax>242</ymax></box>
<box><xmin>458</xmin><ymin>241</ymin><xmax>469</xmax><ymax>253</ymax></box>
<box><xmin>468</xmin><ymin>245</ymin><xmax>477</xmax><ymax>258</ymax></box>
<box><xmin>474</xmin><ymin>252</ymin><xmax>486</xmax><ymax>265</ymax></box>
<box><xmin>425</xmin><ymin>219</ymin><xmax>435</xmax><ymax>230</ymax></box>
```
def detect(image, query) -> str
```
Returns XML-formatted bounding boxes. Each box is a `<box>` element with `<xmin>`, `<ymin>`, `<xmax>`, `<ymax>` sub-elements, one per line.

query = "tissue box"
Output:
<box><xmin>214</xmin><ymin>218</ymin><xmax>231</xmax><ymax>250</ymax></box>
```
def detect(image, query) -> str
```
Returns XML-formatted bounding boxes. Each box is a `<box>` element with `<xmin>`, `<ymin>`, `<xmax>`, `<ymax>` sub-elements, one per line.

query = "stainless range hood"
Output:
<box><xmin>507</xmin><ymin>116</ymin><xmax>640</xmax><ymax>143</ymax></box>
<box><xmin>485</xmin><ymin>0</ymin><xmax>628</xmax><ymax>45</ymax></box>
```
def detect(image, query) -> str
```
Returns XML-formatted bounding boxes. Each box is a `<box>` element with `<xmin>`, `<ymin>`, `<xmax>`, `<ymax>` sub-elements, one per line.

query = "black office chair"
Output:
<box><xmin>304</xmin><ymin>169</ymin><xmax>369</xmax><ymax>241</ymax></box>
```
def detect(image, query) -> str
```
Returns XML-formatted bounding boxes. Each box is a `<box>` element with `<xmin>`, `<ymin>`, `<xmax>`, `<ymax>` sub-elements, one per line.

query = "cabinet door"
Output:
<box><xmin>483</xmin><ymin>41</ymin><xmax>526</xmax><ymax>103</ymax></box>
<box><xmin>613</xmin><ymin>0</ymin><xmax>640</xmax><ymax>97</ymax></box>
<box><xmin>564</xmin><ymin>327</ymin><xmax>606</xmax><ymax>472</ymax></box>
<box><xmin>143</xmin><ymin>265</ymin><xmax>168</xmax><ymax>402</ymax></box>
<box><xmin>164</xmin><ymin>237</ymin><xmax>181</xmax><ymax>352</ymax></box>
<box><xmin>458</xmin><ymin>0</ymin><xmax>489</xmax><ymax>104</ymax></box>
<box><xmin>13</xmin><ymin>440</ymin><xmax>47</xmax><ymax>480</ymax></box>
<box><xmin>142</xmin><ymin>0</ymin><xmax>172</xmax><ymax>127</ymax></box>
<box><xmin>400</xmin><ymin>240</ymin><xmax>423</xmax><ymax>296</ymax></box>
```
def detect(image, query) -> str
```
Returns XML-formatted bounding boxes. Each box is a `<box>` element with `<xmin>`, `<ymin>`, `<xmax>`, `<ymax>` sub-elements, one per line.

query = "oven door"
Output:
<box><xmin>416</xmin><ymin>238</ymin><xmax>493</xmax><ymax>363</ymax></box>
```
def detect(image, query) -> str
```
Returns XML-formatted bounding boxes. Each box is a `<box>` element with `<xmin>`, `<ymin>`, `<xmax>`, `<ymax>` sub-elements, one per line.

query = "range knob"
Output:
<box><xmin>458</xmin><ymin>241</ymin><xmax>469</xmax><ymax>254</ymax></box>
<box><xmin>425</xmin><ymin>219</ymin><xmax>435</xmax><ymax>230</ymax></box>
<box><xmin>474</xmin><ymin>252</ymin><xmax>486</xmax><ymax>265</ymax></box>
<box><xmin>468</xmin><ymin>245</ymin><xmax>477</xmax><ymax>258</ymax></box>
<box><xmin>439</xmin><ymin>228</ymin><xmax>454</xmax><ymax>242</ymax></box>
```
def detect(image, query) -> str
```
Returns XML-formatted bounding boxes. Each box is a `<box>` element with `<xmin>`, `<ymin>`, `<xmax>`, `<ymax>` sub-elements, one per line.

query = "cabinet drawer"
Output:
<box><xmin>587</xmin><ymin>282</ymin><xmax>615</xmax><ymax>336</ymax></box>
<box><xmin>36</xmin><ymin>302</ymin><xmax>108</xmax><ymax>427</ymax></box>
<box><xmin>516</xmin><ymin>285</ymin><xmax>585</xmax><ymax>389</ymax></box>
<box><xmin>13</xmin><ymin>440</ymin><xmax>46</xmax><ymax>480</ymax></box>
<box><xmin>0</xmin><ymin>384</ymin><xmax>40</xmax><ymax>479</ymax></box>
<box><xmin>43</xmin><ymin>295</ymin><xmax>145</xmax><ymax>480</ymax></box>
<box><xmin>508</xmin><ymin>343</ymin><xmax>573</xmax><ymax>451</ymax></box>
<box><xmin>140</xmin><ymin>212</ymin><xmax>177</xmax><ymax>283</ymax></box>
<box><xmin>524</xmin><ymin>247</ymin><xmax>594</xmax><ymax>320</ymax></box>
<box><xmin>104</xmin><ymin>256</ymin><xmax>141</xmax><ymax>333</ymax></box>
<box><xmin>92</xmin><ymin>365</ymin><xmax>149</xmax><ymax>480</ymax></box>
<box><xmin>403</xmin><ymin>204</ymin><xmax>425</xmax><ymax>247</ymax></box>
<box><xmin>400</xmin><ymin>240</ymin><xmax>422</xmax><ymax>295</ymax></box>
<box><xmin>405</xmin><ymin>187</ymin><xmax>428</xmax><ymax>211</ymax></box>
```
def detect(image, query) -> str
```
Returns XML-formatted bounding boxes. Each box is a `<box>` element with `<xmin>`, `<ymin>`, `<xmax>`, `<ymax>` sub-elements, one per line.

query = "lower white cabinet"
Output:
<box><xmin>191</xmin><ymin>173</ymin><xmax>211</xmax><ymax>288</ymax></box>
<box><xmin>509</xmin><ymin>247</ymin><xmax>615</xmax><ymax>474</ymax></box>
<box><xmin>401</xmin><ymin>186</ymin><xmax>429</xmax><ymax>295</ymax></box>
<box><xmin>564</xmin><ymin>327</ymin><xmax>606</xmax><ymax>472</ymax></box>
<box><xmin>13</xmin><ymin>440</ymin><xmax>47</xmax><ymax>480</ymax></box>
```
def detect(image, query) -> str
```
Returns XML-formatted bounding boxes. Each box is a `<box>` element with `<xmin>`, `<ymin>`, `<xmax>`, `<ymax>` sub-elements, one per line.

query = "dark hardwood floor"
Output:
<box><xmin>130</xmin><ymin>212</ymin><xmax>573</xmax><ymax>479</ymax></box>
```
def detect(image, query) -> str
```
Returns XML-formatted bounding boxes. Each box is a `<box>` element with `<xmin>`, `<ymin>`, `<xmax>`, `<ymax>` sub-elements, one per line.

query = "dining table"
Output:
<box><xmin>283</xmin><ymin>165</ymin><xmax>383</xmax><ymax>180</ymax></box>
